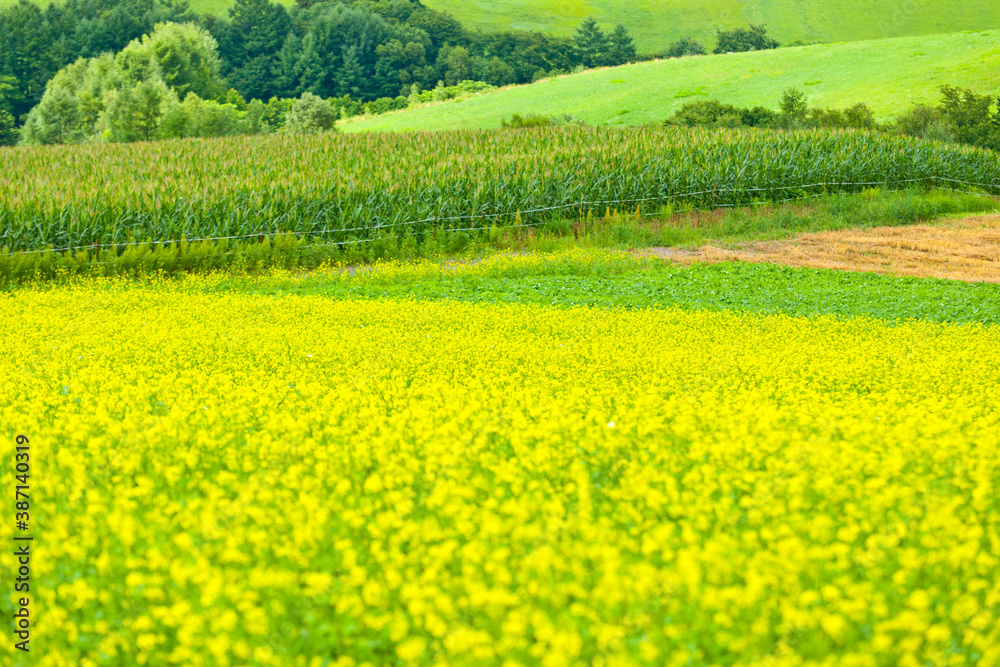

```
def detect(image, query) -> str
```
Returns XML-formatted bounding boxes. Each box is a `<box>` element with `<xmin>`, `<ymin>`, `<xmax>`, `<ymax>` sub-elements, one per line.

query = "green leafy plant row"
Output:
<box><xmin>254</xmin><ymin>252</ymin><xmax>1000</xmax><ymax>326</ymax></box>
<box><xmin>2</xmin><ymin>126</ymin><xmax>998</xmax><ymax>253</ymax></box>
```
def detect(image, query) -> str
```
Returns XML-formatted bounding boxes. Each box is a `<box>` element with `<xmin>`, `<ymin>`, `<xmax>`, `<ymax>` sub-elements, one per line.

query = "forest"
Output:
<box><xmin>0</xmin><ymin>0</ymin><xmax>653</xmax><ymax>143</ymax></box>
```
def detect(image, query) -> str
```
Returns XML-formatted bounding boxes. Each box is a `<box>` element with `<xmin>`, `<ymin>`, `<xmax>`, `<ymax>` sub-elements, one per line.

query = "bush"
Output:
<box><xmin>895</xmin><ymin>104</ymin><xmax>939</xmax><ymax>138</ymax></box>
<box><xmin>924</xmin><ymin>120</ymin><xmax>957</xmax><ymax>144</ymax></box>
<box><xmin>892</xmin><ymin>86</ymin><xmax>1000</xmax><ymax>150</ymax></box>
<box><xmin>284</xmin><ymin>92</ymin><xmax>337</xmax><ymax>133</ymax></box>
<box><xmin>501</xmin><ymin>113</ymin><xmax>585</xmax><ymax>128</ymax></box>
<box><xmin>665</xmin><ymin>37</ymin><xmax>706</xmax><ymax>58</ymax></box>
<box><xmin>501</xmin><ymin>113</ymin><xmax>555</xmax><ymax>128</ymax></box>
<box><xmin>939</xmin><ymin>85</ymin><xmax>993</xmax><ymax>131</ymax></box>
<box><xmin>844</xmin><ymin>102</ymin><xmax>877</xmax><ymax>130</ymax></box>
<box><xmin>414</xmin><ymin>80</ymin><xmax>497</xmax><ymax>104</ymax></box>
<box><xmin>242</xmin><ymin>99</ymin><xmax>269</xmax><ymax>135</ymax></box>
<box><xmin>665</xmin><ymin>100</ymin><xmax>776</xmax><ymax>128</ymax></box>
<box><xmin>453</xmin><ymin>80</ymin><xmax>496</xmax><ymax>95</ymax></box>
<box><xmin>160</xmin><ymin>93</ymin><xmax>244</xmax><ymax>139</ymax></box>
<box><xmin>936</xmin><ymin>85</ymin><xmax>1000</xmax><ymax>150</ymax></box>
<box><xmin>664</xmin><ymin>91</ymin><xmax>875</xmax><ymax>132</ymax></box>
<box><xmin>263</xmin><ymin>97</ymin><xmax>295</xmax><ymax>128</ymax></box>
<box><xmin>713</xmin><ymin>24</ymin><xmax>779</xmax><ymax>54</ymax></box>
<box><xmin>364</xmin><ymin>96</ymin><xmax>408</xmax><ymax>115</ymax></box>
<box><xmin>329</xmin><ymin>95</ymin><xmax>363</xmax><ymax>119</ymax></box>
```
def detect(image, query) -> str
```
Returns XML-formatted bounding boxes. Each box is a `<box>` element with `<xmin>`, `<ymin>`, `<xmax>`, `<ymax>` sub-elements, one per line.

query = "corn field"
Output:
<box><xmin>1</xmin><ymin>126</ymin><xmax>998</xmax><ymax>252</ymax></box>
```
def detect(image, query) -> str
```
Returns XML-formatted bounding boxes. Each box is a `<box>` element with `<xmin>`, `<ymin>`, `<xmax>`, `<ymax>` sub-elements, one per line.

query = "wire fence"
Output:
<box><xmin>9</xmin><ymin>175</ymin><xmax>1000</xmax><ymax>257</ymax></box>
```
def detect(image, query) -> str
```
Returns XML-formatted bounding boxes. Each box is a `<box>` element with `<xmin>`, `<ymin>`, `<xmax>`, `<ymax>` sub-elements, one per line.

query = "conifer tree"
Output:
<box><xmin>294</xmin><ymin>33</ymin><xmax>326</xmax><ymax>95</ymax></box>
<box><xmin>337</xmin><ymin>46</ymin><xmax>364</xmax><ymax>98</ymax></box>
<box><xmin>0</xmin><ymin>107</ymin><xmax>17</xmax><ymax>146</ymax></box>
<box><xmin>0</xmin><ymin>76</ymin><xmax>19</xmax><ymax>145</ymax></box>
<box><xmin>607</xmin><ymin>24</ymin><xmax>637</xmax><ymax>66</ymax></box>
<box><xmin>226</xmin><ymin>0</ymin><xmax>291</xmax><ymax>64</ymax></box>
<box><xmin>573</xmin><ymin>16</ymin><xmax>609</xmax><ymax>68</ymax></box>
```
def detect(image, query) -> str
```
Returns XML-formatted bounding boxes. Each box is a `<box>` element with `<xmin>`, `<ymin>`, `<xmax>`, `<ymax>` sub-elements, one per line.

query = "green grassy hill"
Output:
<box><xmin>340</xmin><ymin>31</ymin><xmax>1000</xmax><ymax>134</ymax></box>
<box><xmin>424</xmin><ymin>0</ymin><xmax>1000</xmax><ymax>53</ymax></box>
<box><xmin>0</xmin><ymin>0</ymin><xmax>298</xmax><ymax>14</ymax></box>
<box><xmin>4</xmin><ymin>0</ymin><xmax>999</xmax><ymax>54</ymax></box>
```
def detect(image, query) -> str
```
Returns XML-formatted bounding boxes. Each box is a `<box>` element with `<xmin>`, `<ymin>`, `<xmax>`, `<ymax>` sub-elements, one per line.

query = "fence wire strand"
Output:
<box><xmin>8</xmin><ymin>176</ymin><xmax>999</xmax><ymax>256</ymax></box>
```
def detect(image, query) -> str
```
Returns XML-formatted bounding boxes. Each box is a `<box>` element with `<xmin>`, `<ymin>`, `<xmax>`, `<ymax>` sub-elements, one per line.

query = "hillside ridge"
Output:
<box><xmin>341</xmin><ymin>30</ymin><xmax>1000</xmax><ymax>133</ymax></box>
<box><xmin>423</xmin><ymin>0</ymin><xmax>1000</xmax><ymax>52</ymax></box>
<box><xmin>3</xmin><ymin>0</ymin><xmax>999</xmax><ymax>53</ymax></box>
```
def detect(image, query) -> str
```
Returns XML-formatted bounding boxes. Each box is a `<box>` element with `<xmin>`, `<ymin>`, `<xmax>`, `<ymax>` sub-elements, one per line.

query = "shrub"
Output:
<box><xmin>665</xmin><ymin>92</ymin><xmax>874</xmax><ymax>132</ymax></box>
<box><xmin>415</xmin><ymin>80</ymin><xmax>497</xmax><ymax>104</ymax></box>
<box><xmin>501</xmin><ymin>113</ymin><xmax>554</xmax><ymax>128</ymax></box>
<box><xmin>431</xmin><ymin>81</ymin><xmax>454</xmax><ymax>102</ymax></box>
<box><xmin>160</xmin><ymin>93</ymin><xmax>244</xmax><ymax>139</ymax></box>
<box><xmin>329</xmin><ymin>95</ymin><xmax>363</xmax><ymax>119</ymax></box>
<box><xmin>893</xmin><ymin>86</ymin><xmax>1000</xmax><ymax>149</ymax></box>
<box><xmin>665</xmin><ymin>100</ymin><xmax>776</xmax><ymax>128</ymax></box>
<box><xmin>263</xmin><ymin>97</ymin><xmax>296</xmax><ymax>128</ymax></box>
<box><xmin>923</xmin><ymin>120</ymin><xmax>957</xmax><ymax>144</ymax></box>
<box><xmin>844</xmin><ymin>102</ymin><xmax>877</xmax><ymax>130</ymax></box>
<box><xmin>242</xmin><ymin>99</ymin><xmax>269</xmax><ymax>135</ymax></box>
<box><xmin>453</xmin><ymin>80</ymin><xmax>496</xmax><ymax>95</ymax></box>
<box><xmin>500</xmin><ymin>113</ymin><xmax>586</xmax><ymax>128</ymax></box>
<box><xmin>284</xmin><ymin>92</ymin><xmax>337</xmax><ymax>133</ymax></box>
<box><xmin>713</xmin><ymin>24</ymin><xmax>779</xmax><ymax>54</ymax></box>
<box><xmin>364</xmin><ymin>96</ymin><xmax>408</xmax><ymax>115</ymax></box>
<box><xmin>895</xmin><ymin>104</ymin><xmax>939</xmax><ymax>138</ymax></box>
<box><xmin>665</xmin><ymin>37</ymin><xmax>707</xmax><ymax>58</ymax></box>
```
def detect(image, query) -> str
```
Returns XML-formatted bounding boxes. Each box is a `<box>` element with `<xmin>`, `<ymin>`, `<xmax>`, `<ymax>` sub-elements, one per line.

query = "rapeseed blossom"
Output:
<box><xmin>1</xmin><ymin>267</ymin><xmax>998</xmax><ymax>666</ymax></box>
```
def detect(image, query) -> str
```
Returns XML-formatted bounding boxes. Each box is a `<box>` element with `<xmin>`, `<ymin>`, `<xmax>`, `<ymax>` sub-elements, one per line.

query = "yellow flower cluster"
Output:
<box><xmin>1</xmin><ymin>275</ymin><xmax>999</xmax><ymax>666</ymax></box>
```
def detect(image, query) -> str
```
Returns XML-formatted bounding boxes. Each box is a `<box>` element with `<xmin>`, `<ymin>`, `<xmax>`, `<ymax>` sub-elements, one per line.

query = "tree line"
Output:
<box><xmin>0</xmin><ymin>0</ymin><xmax>794</xmax><ymax>147</ymax></box>
<box><xmin>0</xmin><ymin>0</ymin><xmax>650</xmax><ymax>144</ymax></box>
<box><xmin>661</xmin><ymin>85</ymin><xmax>1000</xmax><ymax>152</ymax></box>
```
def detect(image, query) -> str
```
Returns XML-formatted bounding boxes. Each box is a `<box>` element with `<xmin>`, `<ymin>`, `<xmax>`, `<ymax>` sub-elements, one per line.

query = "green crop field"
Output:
<box><xmin>3</xmin><ymin>126</ymin><xmax>998</xmax><ymax>254</ymax></box>
<box><xmin>340</xmin><ymin>31</ymin><xmax>1000</xmax><ymax>133</ymax></box>
<box><xmin>424</xmin><ymin>0</ymin><xmax>1000</xmax><ymax>53</ymax></box>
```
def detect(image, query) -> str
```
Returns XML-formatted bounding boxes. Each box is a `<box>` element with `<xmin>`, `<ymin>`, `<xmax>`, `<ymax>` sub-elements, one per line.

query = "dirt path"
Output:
<box><xmin>640</xmin><ymin>215</ymin><xmax>1000</xmax><ymax>283</ymax></box>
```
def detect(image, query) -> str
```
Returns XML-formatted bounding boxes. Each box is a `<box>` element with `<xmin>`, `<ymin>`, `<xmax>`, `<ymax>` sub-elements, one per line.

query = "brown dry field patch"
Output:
<box><xmin>641</xmin><ymin>215</ymin><xmax>1000</xmax><ymax>282</ymax></box>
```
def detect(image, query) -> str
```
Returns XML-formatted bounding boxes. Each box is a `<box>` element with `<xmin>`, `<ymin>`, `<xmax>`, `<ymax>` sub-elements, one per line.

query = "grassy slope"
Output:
<box><xmin>424</xmin><ymin>0</ymin><xmax>1000</xmax><ymax>53</ymax></box>
<box><xmin>340</xmin><ymin>30</ymin><xmax>1000</xmax><ymax>133</ymax></box>
<box><xmin>0</xmin><ymin>0</ymin><xmax>297</xmax><ymax>14</ymax></box>
<box><xmin>3</xmin><ymin>0</ymin><xmax>999</xmax><ymax>53</ymax></box>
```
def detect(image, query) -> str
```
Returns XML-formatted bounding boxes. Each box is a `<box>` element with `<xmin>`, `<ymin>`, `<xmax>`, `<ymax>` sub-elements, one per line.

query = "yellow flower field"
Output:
<box><xmin>1</xmin><ymin>271</ymin><xmax>999</xmax><ymax>666</ymax></box>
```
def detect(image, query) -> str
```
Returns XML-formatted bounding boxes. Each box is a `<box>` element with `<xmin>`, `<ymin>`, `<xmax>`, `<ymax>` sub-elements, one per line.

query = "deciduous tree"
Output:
<box><xmin>284</xmin><ymin>91</ymin><xmax>336</xmax><ymax>133</ymax></box>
